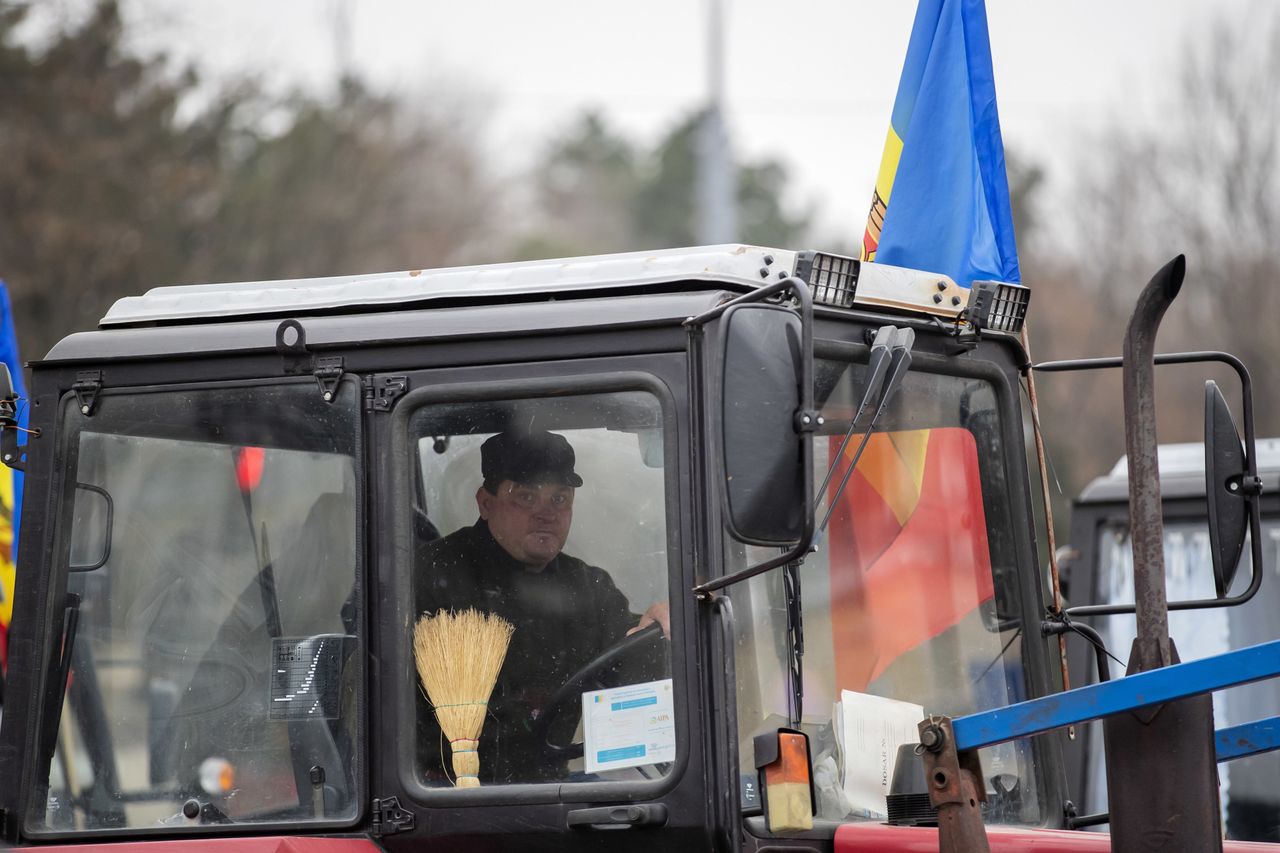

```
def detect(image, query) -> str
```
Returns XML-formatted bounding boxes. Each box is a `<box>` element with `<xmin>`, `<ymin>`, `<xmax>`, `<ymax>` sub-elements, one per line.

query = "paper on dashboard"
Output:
<box><xmin>582</xmin><ymin>679</ymin><xmax>676</xmax><ymax>773</ymax></box>
<box><xmin>835</xmin><ymin>689</ymin><xmax>925</xmax><ymax>819</ymax></box>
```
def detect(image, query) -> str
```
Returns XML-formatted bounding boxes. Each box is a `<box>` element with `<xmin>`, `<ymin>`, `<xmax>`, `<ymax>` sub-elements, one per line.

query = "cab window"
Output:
<box><xmin>730</xmin><ymin>358</ymin><xmax>1042</xmax><ymax>826</ymax></box>
<box><xmin>29</xmin><ymin>381</ymin><xmax>362</xmax><ymax>834</ymax></box>
<box><xmin>406</xmin><ymin>390</ymin><xmax>676</xmax><ymax>788</ymax></box>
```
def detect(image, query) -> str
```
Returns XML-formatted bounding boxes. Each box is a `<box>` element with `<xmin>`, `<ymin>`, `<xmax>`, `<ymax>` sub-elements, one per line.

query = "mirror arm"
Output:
<box><xmin>684</xmin><ymin>276</ymin><xmax>809</xmax><ymax>329</ymax></box>
<box><xmin>694</xmin><ymin>277</ymin><xmax>815</xmax><ymax>598</ymax></box>
<box><xmin>1034</xmin><ymin>351</ymin><xmax>1256</xmax><ymax>479</ymax></box>
<box><xmin>1035</xmin><ymin>350</ymin><xmax>1265</xmax><ymax>617</ymax></box>
<box><xmin>1065</xmin><ymin>500</ymin><xmax>1265</xmax><ymax>618</ymax></box>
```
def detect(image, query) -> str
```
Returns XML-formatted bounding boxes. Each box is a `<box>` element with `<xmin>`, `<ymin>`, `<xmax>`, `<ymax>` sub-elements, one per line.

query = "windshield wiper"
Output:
<box><xmin>780</xmin><ymin>327</ymin><xmax>913</xmax><ymax>726</ymax></box>
<box><xmin>40</xmin><ymin>593</ymin><xmax>82</xmax><ymax>795</ymax></box>
<box><xmin>814</xmin><ymin>325</ymin><xmax>895</xmax><ymax>499</ymax></box>
<box><xmin>783</xmin><ymin>561</ymin><xmax>804</xmax><ymax>726</ymax></box>
<box><xmin>814</xmin><ymin>326</ymin><xmax>916</xmax><ymax>541</ymax></box>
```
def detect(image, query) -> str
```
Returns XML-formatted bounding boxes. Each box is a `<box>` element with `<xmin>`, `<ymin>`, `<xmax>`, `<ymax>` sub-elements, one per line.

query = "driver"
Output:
<box><xmin>415</xmin><ymin>428</ymin><xmax>669</xmax><ymax>785</ymax></box>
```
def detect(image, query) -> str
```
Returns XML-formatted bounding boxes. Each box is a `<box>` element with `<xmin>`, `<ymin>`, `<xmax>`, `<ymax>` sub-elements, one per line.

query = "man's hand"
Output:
<box><xmin>628</xmin><ymin>601</ymin><xmax>670</xmax><ymax>639</ymax></box>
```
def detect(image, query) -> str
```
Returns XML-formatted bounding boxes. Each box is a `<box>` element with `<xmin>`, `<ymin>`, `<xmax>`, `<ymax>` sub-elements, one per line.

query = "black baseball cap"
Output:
<box><xmin>481</xmin><ymin>429</ymin><xmax>583</xmax><ymax>488</ymax></box>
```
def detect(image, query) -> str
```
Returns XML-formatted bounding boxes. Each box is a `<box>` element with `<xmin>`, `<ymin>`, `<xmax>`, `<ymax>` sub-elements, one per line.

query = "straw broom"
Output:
<box><xmin>413</xmin><ymin>608</ymin><xmax>514</xmax><ymax>788</ymax></box>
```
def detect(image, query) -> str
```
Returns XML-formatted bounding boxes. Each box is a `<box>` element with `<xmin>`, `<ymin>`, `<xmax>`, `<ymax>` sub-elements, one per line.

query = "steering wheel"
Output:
<box><xmin>532</xmin><ymin>622</ymin><xmax>667</xmax><ymax>757</ymax></box>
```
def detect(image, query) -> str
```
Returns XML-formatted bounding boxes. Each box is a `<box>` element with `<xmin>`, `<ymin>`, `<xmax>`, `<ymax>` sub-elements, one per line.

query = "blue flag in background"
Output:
<box><xmin>0</xmin><ymin>280</ymin><xmax>25</xmax><ymax>660</ymax></box>
<box><xmin>860</xmin><ymin>0</ymin><xmax>1020</xmax><ymax>286</ymax></box>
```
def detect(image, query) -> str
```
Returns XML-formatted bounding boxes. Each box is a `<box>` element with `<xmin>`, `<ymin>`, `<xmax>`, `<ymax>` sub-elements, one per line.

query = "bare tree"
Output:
<box><xmin>1030</xmin><ymin>9</ymin><xmax>1280</xmax><ymax>514</ymax></box>
<box><xmin>0</xmin><ymin>2</ymin><xmax>498</xmax><ymax>361</ymax></box>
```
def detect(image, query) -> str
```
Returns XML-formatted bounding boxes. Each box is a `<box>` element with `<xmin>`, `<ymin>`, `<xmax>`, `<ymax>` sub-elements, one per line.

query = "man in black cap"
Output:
<box><xmin>415</xmin><ymin>429</ymin><xmax>669</xmax><ymax>785</ymax></box>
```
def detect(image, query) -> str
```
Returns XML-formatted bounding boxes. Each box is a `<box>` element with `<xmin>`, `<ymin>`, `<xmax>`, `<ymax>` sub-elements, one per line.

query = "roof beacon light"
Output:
<box><xmin>967</xmin><ymin>280</ymin><xmax>1030</xmax><ymax>334</ymax></box>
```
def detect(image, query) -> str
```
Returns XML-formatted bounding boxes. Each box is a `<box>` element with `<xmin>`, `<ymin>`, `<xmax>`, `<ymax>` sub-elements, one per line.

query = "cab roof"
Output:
<box><xmin>99</xmin><ymin>245</ymin><xmax>797</xmax><ymax>328</ymax></box>
<box><xmin>44</xmin><ymin>291</ymin><xmax>729</xmax><ymax>363</ymax></box>
<box><xmin>1077</xmin><ymin>438</ymin><xmax>1280</xmax><ymax>503</ymax></box>
<box><xmin>48</xmin><ymin>244</ymin><xmax>980</xmax><ymax>363</ymax></box>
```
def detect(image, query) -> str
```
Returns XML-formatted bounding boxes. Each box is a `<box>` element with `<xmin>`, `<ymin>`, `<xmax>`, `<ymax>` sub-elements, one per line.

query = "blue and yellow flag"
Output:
<box><xmin>0</xmin><ymin>280</ymin><xmax>24</xmax><ymax>670</ymax></box>
<box><xmin>861</xmin><ymin>0</ymin><xmax>1020</xmax><ymax>286</ymax></box>
<box><xmin>827</xmin><ymin>0</ymin><xmax>1014</xmax><ymax>693</ymax></box>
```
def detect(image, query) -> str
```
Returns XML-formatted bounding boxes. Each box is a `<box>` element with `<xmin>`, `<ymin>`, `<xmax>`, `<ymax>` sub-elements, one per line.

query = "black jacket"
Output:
<box><xmin>414</xmin><ymin>520</ymin><xmax>637</xmax><ymax>784</ymax></box>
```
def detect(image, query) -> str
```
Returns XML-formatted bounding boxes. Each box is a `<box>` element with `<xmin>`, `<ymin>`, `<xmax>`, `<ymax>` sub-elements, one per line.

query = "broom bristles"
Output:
<box><xmin>413</xmin><ymin>608</ymin><xmax>514</xmax><ymax>788</ymax></box>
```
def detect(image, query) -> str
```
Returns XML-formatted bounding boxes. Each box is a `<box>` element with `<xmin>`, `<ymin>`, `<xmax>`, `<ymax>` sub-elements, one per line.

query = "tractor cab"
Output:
<box><xmin>0</xmin><ymin>245</ymin><xmax>1269</xmax><ymax>852</ymax></box>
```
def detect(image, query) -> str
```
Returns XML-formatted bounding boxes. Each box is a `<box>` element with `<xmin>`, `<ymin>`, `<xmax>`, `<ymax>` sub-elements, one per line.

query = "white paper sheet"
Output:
<box><xmin>582</xmin><ymin>679</ymin><xmax>676</xmax><ymax>773</ymax></box>
<box><xmin>835</xmin><ymin>689</ymin><xmax>925</xmax><ymax>819</ymax></box>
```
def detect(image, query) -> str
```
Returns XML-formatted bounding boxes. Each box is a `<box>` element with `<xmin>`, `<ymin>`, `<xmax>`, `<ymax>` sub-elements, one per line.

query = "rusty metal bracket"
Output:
<box><xmin>918</xmin><ymin>716</ymin><xmax>990</xmax><ymax>853</ymax></box>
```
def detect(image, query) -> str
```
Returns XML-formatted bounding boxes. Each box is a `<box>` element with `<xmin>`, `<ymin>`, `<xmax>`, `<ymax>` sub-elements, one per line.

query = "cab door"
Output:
<box><xmin>366</xmin><ymin>353</ymin><xmax>714</xmax><ymax>851</ymax></box>
<box><xmin>15</xmin><ymin>377</ymin><xmax>367</xmax><ymax>840</ymax></box>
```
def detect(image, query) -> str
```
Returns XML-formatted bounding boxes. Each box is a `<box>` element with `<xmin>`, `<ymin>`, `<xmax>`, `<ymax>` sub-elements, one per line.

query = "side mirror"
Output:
<box><xmin>720</xmin><ymin>303</ymin><xmax>812</xmax><ymax>545</ymax></box>
<box><xmin>1042</xmin><ymin>347</ymin><xmax>1265</xmax><ymax>619</ymax></box>
<box><xmin>69</xmin><ymin>483</ymin><xmax>113</xmax><ymax>571</ymax></box>
<box><xmin>1204</xmin><ymin>380</ymin><xmax>1248</xmax><ymax>597</ymax></box>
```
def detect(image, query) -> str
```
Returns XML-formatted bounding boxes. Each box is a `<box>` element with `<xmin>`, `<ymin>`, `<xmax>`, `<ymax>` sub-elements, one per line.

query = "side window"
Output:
<box><xmin>30</xmin><ymin>381</ymin><xmax>362</xmax><ymax>834</ymax></box>
<box><xmin>407</xmin><ymin>390</ymin><xmax>676</xmax><ymax>788</ymax></box>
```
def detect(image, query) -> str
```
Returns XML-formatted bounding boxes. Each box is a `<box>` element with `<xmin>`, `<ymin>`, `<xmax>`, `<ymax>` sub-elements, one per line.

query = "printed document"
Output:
<box><xmin>582</xmin><ymin>679</ymin><xmax>676</xmax><ymax>773</ymax></box>
<box><xmin>834</xmin><ymin>689</ymin><xmax>925</xmax><ymax>818</ymax></box>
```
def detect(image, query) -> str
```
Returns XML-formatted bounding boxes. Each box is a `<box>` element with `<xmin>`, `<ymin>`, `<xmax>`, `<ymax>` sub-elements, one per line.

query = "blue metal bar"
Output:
<box><xmin>1216</xmin><ymin>716</ymin><xmax>1280</xmax><ymax>763</ymax></box>
<box><xmin>952</xmin><ymin>638</ymin><xmax>1280</xmax><ymax>752</ymax></box>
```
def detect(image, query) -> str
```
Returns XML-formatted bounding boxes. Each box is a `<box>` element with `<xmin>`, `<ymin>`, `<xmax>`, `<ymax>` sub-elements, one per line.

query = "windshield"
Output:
<box><xmin>730</xmin><ymin>356</ymin><xmax>1042</xmax><ymax>825</ymax></box>
<box><xmin>28</xmin><ymin>380</ymin><xmax>362</xmax><ymax>834</ymax></box>
<box><xmin>1086</xmin><ymin>516</ymin><xmax>1280</xmax><ymax>841</ymax></box>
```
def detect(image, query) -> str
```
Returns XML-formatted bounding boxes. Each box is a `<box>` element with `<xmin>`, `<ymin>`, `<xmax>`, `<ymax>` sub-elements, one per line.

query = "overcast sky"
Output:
<box><xmin>51</xmin><ymin>0</ymin><xmax>1263</xmax><ymax>244</ymax></box>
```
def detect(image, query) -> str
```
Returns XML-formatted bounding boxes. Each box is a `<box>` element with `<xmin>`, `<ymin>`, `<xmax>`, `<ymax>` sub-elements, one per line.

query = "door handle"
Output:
<box><xmin>566</xmin><ymin>803</ymin><xmax>668</xmax><ymax>830</ymax></box>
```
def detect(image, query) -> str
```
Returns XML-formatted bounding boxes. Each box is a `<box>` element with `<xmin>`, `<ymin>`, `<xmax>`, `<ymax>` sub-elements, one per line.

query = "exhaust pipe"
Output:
<box><xmin>1105</xmin><ymin>255</ymin><xmax>1222</xmax><ymax>852</ymax></box>
<box><xmin>1121</xmin><ymin>253</ymin><xmax>1182</xmax><ymax>668</ymax></box>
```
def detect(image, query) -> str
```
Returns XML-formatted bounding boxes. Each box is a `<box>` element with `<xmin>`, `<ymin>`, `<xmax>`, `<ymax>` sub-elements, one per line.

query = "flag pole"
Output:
<box><xmin>1020</xmin><ymin>325</ymin><xmax>1072</xmax><ymax>702</ymax></box>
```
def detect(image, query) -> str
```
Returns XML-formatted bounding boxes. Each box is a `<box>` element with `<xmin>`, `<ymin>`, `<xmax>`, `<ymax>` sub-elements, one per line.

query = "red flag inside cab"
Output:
<box><xmin>826</xmin><ymin>428</ymin><xmax>996</xmax><ymax>690</ymax></box>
